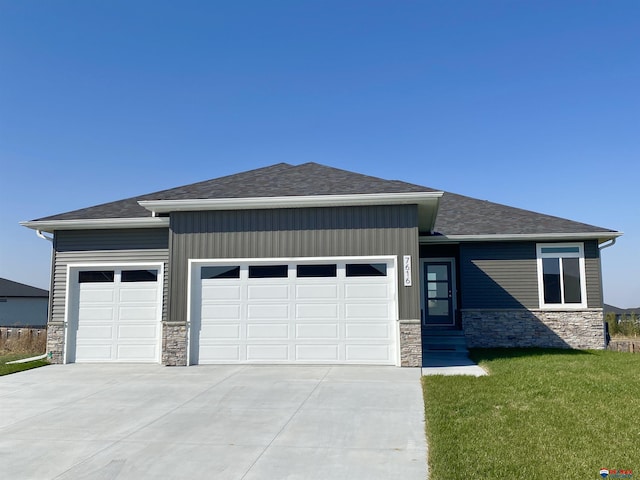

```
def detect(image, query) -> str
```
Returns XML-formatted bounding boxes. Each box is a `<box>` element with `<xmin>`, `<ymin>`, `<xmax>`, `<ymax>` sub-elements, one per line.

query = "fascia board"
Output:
<box><xmin>138</xmin><ymin>192</ymin><xmax>443</xmax><ymax>213</ymax></box>
<box><xmin>420</xmin><ymin>231</ymin><xmax>623</xmax><ymax>244</ymax></box>
<box><xmin>20</xmin><ymin>217</ymin><xmax>170</xmax><ymax>233</ymax></box>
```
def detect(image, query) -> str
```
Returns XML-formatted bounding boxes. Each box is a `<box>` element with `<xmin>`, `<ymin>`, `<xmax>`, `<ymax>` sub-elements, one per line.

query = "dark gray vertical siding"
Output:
<box><xmin>168</xmin><ymin>206</ymin><xmax>420</xmax><ymax>323</ymax></box>
<box><xmin>584</xmin><ymin>240</ymin><xmax>602</xmax><ymax>308</ymax></box>
<box><xmin>51</xmin><ymin>229</ymin><xmax>170</xmax><ymax>324</ymax></box>
<box><xmin>459</xmin><ymin>240</ymin><xmax>603</xmax><ymax>309</ymax></box>
<box><xmin>459</xmin><ymin>242</ymin><xmax>538</xmax><ymax>309</ymax></box>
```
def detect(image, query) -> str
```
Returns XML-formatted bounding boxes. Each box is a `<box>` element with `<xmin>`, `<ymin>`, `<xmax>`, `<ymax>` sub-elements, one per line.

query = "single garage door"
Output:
<box><xmin>67</xmin><ymin>267</ymin><xmax>162</xmax><ymax>363</ymax></box>
<box><xmin>191</xmin><ymin>258</ymin><xmax>397</xmax><ymax>365</ymax></box>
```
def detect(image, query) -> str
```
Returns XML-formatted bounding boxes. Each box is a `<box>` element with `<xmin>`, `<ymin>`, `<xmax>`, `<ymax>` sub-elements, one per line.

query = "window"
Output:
<box><xmin>297</xmin><ymin>264</ymin><xmax>337</xmax><ymax>278</ymax></box>
<box><xmin>346</xmin><ymin>263</ymin><xmax>387</xmax><ymax>277</ymax></box>
<box><xmin>78</xmin><ymin>271</ymin><xmax>114</xmax><ymax>283</ymax></box>
<box><xmin>122</xmin><ymin>269</ymin><xmax>158</xmax><ymax>282</ymax></box>
<box><xmin>537</xmin><ymin>244</ymin><xmax>587</xmax><ymax>308</ymax></box>
<box><xmin>201</xmin><ymin>266</ymin><xmax>240</xmax><ymax>279</ymax></box>
<box><xmin>249</xmin><ymin>265</ymin><xmax>288</xmax><ymax>278</ymax></box>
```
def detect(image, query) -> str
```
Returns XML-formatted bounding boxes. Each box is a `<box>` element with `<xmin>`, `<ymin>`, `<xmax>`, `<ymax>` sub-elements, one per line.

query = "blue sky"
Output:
<box><xmin>1</xmin><ymin>1</ymin><xmax>638</xmax><ymax>307</ymax></box>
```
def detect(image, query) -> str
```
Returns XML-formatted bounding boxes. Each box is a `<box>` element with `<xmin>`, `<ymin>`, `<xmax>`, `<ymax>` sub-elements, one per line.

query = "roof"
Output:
<box><xmin>0</xmin><ymin>278</ymin><xmax>49</xmax><ymax>298</ymax></box>
<box><xmin>33</xmin><ymin>163</ymin><xmax>436</xmax><ymax>221</ymax></box>
<box><xmin>23</xmin><ymin>162</ymin><xmax>620</xmax><ymax>239</ymax></box>
<box><xmin>433</xmin><ymin>191</ymin><xmax>615</xmax><ymax>236</ymax></box>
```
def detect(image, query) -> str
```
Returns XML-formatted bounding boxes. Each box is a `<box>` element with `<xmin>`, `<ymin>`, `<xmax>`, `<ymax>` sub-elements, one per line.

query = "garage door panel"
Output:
<box><xmin>76</xmin><ymin>325</ymin><xmax>113</xmax><ymax>340</ymax></box>
<box><xmin>78</xmin><ymin>288</ymin><xmax>115</xmax><ymax>303</ymax></box>
<box><xmin>296</xmin><ymin>323</ymin><xmax>339</xmax><ymax>339</ymax></box>
<box><xmin>78</xmin><ymin>307</ymin><xmax>114</xmax><ymax>321</ymax></box>
<box><xmin>345</xmin><ymin>303</ymin><xmax>389</xmax><ymax>319</ymax></box>
<box><xmin>119</xmin><ymin>287</ymin><xmax>157</xmax><ymax>302</ymax></box>
<box><xmin>202</xmin><ymin>285</ymin><xmax>241</xmax><ymax>300</ymax></box>
<box><xmin>201</xmin><ymin>324</ymin><xmax>241</xmax><ymax>339</ymax></box>
<box><xmin>296</xmin><ymin>345</ymin><xmax>339</xmax><ymax>361</ymax></box>
<box><xmin>117</xmin><ymin>324</ymin><xmax>158</xmax><ymax>340</ymax></box>
<box><xmin>118</xmin><ymin>306</ymin><xmax>158</xmax><ymax>321</ymax></box>
<box><xmin>247</xmin><ymin>323</ymin><xmax>289</xmax><ymax>339</ymax></box>
<box><xmin>202</xmin><ymin>304</ymin><xmax>241</xmax><ymax>320</ymax></box>
<box><xmin>346</xmin><ymin>345</ymin><xmax>391</xmax><ymax>362</ymax></box>
<box><xmin>295</xmin><ymin>303</ymin><xmax>338</xmax><ymax>319</ymax></box>
<box><xmin>246</xmin><ymin>344</ymin><xmax>289</xmax><ymax>361</ymax></box>
<box><xmin>345</xmin><ymin>284</ymin><xmax>389</xmax><ymax>299</ymax></box>
<box><xmin>117</xmin><ymin>344</ymin><xmax>157</xmax><ymax>362</ymax></box>
<box><xmin>76</xmin><ymin>345</ymin><xmax>113</xmax><ymax>361</ymax></box>
<box><xmin>199</xmin><ymin>345</ymin><xmax>240</xmax><ymax>362</ymax></box>
<box><xmin>248</xmin><ymin>285</ymin><xmax>289</xmax><ymax>300</ymax></box>
<box><xmin>247</xmin><ymin>304</ymin><xmax>289</xmax><ymax>319</ymax></box>
<box><xmin>346</xmin><ymin>323</ymin><xmax>389</xmax><ymax>339</ymax></box>
<box><xmin>296</xmin><ymin>284</ymin><xmax>338</xmax><ymax>299</ymax></box>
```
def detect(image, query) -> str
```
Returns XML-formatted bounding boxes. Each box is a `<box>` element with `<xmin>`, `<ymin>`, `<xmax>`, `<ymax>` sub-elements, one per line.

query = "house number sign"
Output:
<box><xmin>403</xmin><ymin>255</ymin><xmax>412</xmax><ymax>286</ymax></box>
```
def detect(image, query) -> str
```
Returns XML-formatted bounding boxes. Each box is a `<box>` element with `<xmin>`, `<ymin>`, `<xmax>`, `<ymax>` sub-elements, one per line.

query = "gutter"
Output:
<box><xmin>599</xmin><ymin>238</ymin><xmax>617</xmax><ymax>250</ymax></box>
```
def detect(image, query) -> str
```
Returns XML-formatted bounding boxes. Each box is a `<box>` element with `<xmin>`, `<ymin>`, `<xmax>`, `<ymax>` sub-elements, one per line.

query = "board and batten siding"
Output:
<box><xmin>51</xmin><ymin>229</ymin><xmax>170</xmax><ymax>324</ymax></box>
<box><xmin>459</xmin><ymin>240</ymin><xmax>602</xmax><ymax>310</ymax></box>
<box><xmin>168</xmin><ymin>205</ymin><xmax>420</xmax><ymax>324</ymax></box>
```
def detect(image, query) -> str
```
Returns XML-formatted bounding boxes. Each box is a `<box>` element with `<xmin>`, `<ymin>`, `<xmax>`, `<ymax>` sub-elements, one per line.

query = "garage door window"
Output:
<box><xmin>296</xmin><ymin>264</ymin><xmax>337</xmax><ymax>277</ymax></box>
<box><xmin>249</xmin><ymin>265</ymin><xmax>288</xmax><ymax>278</ymax></box>
<box><xmin>346</xmin><ymin>263</ymin><xmax>387</xmax><ymax>277</ymax></box>
<box><xmin>78</xmin><ymin>271</ymin><xmax>115</xmax><ymax>283</ymax></box>
<box><xmin>122</xmin><ymin>269</ymin><xmax>158</xmax><ymax>282</ymax></box>
<box><xmin>202</xmin><ymin>266</ymin><xmax>240</xmax><ymax>279</ymax></box>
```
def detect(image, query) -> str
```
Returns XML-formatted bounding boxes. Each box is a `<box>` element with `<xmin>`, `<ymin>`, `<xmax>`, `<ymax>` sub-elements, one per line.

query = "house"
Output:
<box><xmin>0</xmin><ymin>278</ymin><xmax>49</xmax><ymax>328</ymax></box>
<box><xmin>20</xmin><ymin>163</ymin><xmax>621</xmax><ymax>366</ymax></box>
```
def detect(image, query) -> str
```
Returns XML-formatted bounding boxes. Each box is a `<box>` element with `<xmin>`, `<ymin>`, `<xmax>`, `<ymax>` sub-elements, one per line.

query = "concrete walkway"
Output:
<box><xmin>0</xmin><ymin>364</ymin><xmax>426</xmax><ymax>480</ymax></box>
<box><xmin>422</xmin><ymin>353</ymin><xmax>487</xmax><ymax>377</ymax></box>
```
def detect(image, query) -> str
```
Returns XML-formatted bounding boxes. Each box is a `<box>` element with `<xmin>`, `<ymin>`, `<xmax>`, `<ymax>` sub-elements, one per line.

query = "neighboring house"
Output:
<box><xmin>0</xmin><ymin>278</ymin><xmax>49</xmax><ymax>328</ymax></box>
<box><xmin>20</xmin><ymin>163</ymin><xmax>621</xmax><ymax>366</ymax></box>
<box><xmin>604</xmin><ymin>304</ymin><xmax>639</xmax><ymax>322</ymax></box>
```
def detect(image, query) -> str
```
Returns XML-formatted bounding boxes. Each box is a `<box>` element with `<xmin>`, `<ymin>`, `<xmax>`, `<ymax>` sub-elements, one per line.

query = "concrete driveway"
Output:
<box><xmin>0</xmin><ymin>364</ymin><xmax>427</xmax><ymax>480</ymax></box>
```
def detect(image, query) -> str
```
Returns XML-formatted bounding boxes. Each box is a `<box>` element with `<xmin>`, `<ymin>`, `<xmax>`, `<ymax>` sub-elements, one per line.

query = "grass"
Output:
<box><xmin>0</xmin><ymin>329</ymin><xmax>48</xmax><ymax>376</ymax></box>
<box><xmin>422</xmin><ymin>349</ymin><xmax>640</xmax><ymax>480</ymax></box>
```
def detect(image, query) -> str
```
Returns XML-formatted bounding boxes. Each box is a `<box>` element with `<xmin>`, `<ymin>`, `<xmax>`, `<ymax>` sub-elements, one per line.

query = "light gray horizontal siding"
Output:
<box><xmin>460</xmin><ymin>240</ymin><xmax>603</xmax><ymax>309</ymax></box>
<box><xmin>460</xmin><ymin>242</ymin><xmax>539</xmax><ymax>309</ymax></box>
<box><xmin>51</xmin><ymin>229</ymin><xmax>169</xmax><ymax>325</ymax></box>
<box><xmin>169</xmin><ymin>206</ymin><xmax>420</xmax><ymax>323</ymax></box>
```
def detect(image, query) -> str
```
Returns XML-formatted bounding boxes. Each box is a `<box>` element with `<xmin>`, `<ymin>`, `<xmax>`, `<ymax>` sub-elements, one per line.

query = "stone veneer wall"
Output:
<box><xmin>162</xmin><ymin>322</ymin><xmax>188</xmax><ymax>366</ymax></box>
<box><xmin>462</xmin><ymin>309</ymin><xmax>605</xmax><ymax>350</ymax></box>
<box><xmin>399</xmin><ymin>320</ymin><xmax>422</xmax><ymax>367</ymax></box>
<box><xmin>46</xmin><ymin>322</ymin><xmax>65</xmax><ymax>364</ymax></box>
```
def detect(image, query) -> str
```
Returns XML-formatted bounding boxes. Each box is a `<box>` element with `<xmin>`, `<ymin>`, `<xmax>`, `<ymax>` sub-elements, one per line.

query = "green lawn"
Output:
<box><xmin>423</xmin><ymin>349</ymin><xmax>640</xmax><ymax>480</ymax></box>
<box><xmin>0</xmin><ymin>353</ymin><xmax>49</xmax><ymax>376</ymax></box>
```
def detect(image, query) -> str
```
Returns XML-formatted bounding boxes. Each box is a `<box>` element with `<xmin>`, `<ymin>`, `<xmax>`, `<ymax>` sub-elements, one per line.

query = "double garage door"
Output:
<box><xmin>191</xmin><ymin>257</ymin><xmax>397</xmax><ymax>365</ymax></box>
<box><xmin>67</xmin><ymin>267</ymin><xmax>162</xmax><ymax>363</ymax></box>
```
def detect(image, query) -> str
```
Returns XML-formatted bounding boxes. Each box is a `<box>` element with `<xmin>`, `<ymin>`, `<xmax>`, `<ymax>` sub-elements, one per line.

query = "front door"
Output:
<box><xmin>422</xmin><ymin>259</ymin><xmax>456</xmax><ymax>326</ymax></box>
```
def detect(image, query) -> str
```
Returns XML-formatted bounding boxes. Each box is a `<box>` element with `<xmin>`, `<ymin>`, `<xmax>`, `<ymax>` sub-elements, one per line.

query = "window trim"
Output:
<box><xmin>536</xmin><ymin>243</ymin><xmax>588</xmax><ymax>310</ymax></box>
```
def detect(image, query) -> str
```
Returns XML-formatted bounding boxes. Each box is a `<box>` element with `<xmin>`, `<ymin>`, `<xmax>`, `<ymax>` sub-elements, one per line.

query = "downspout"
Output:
<box><xmin>36</xmin><ymin>230</ymin><xmax>53</xmax><ymax>242</ymax></box>
<box><xmin>35</xmin><ymin>229</ymin><xmax>55</xmax><ymax>361</ymax></box>
<box><xmin>599</xmin><ymin>237</ymin><xmax>617</xmax><ymax>348</ymax></box>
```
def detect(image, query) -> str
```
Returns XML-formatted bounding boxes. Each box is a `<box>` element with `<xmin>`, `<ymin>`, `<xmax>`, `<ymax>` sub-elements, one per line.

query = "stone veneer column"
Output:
<box><xmin>399</xmin><ymin>319</ymin><xmax>422</xmax><ymax>367</ymax></box>
<box><xmin>462</xmin><ymin>309</ymin><xmax>605</xmax><ymax>349</ymax></box>
<box><xmin>162</xmin><ymin>322</ymin><xmax>188</xmax><ymax>366</ymax></box>
<box><xmin>46</xmin><ymin>322</ymin><xmax>65</xmax><ymax>364</ymax></box>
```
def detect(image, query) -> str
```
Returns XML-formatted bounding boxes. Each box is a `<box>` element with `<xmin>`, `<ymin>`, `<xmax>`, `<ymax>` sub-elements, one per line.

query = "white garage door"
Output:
<box><xmin>191</xmin><ymin>258</ymin><xmax>397</xmax><ymax>365</ymax></box>
<box><xmin>68</xmin><ymin>267</ymin><xmax>162</xmax><ymax>363</ymax></box>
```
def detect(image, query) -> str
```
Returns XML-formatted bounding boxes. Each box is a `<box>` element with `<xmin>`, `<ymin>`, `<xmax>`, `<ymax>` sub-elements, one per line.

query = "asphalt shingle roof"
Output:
<box><xmin>35</xmin><ymin>163</ymin><xmax>435</xmax><ymax>221</ymax></box>
<box><xmin>0</xmin><ymin>278</ymin><xmax>49</xmax><ymax>297</ymax></box>
<box><xmin>32</xmin><ymin>162</ymin><xmax>617</xmax><ymax>236</ymax></box>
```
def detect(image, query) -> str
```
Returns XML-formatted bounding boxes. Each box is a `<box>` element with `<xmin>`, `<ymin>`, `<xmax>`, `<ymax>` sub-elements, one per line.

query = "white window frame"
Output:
<box><xmin>536</xmin><ymin>243</ymin><xmax>588</xmax><ymax>310</ymax></box>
